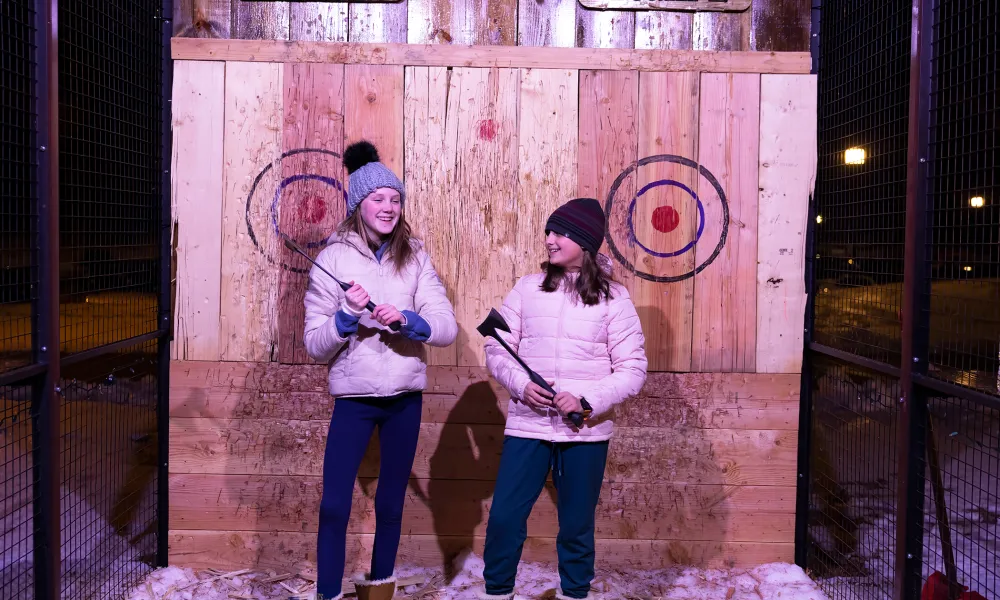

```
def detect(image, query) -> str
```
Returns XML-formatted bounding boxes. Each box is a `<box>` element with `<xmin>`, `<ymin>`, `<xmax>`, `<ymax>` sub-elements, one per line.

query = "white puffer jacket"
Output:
<box><xmin>303</xmin><ymin>232</ymin><xmax>458</xmax><ymax>398</ymax></box>
<box><xmin>485</xmin><ymin>268</ymin><xmax>648</xmax><ymax>442</ymax></box>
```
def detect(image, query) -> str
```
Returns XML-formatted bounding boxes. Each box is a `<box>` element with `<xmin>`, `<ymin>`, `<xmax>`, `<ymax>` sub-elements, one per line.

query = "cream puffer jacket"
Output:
<box><xmin>303</xmin><ymin>232</ymin><xmax>458</xmax><ymax>398</ymax></box>
<box><xmin>485</xmin><ymin>268</ymin><xmax>648</xmax><ymax>442</ymax></box>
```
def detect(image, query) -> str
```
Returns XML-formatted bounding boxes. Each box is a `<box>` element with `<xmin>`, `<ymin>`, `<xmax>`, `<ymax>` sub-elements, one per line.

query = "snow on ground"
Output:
<box><xmin>127</xmin><ymin>552</ymin><xmax>831</xmax><ymax>600</ymax></box>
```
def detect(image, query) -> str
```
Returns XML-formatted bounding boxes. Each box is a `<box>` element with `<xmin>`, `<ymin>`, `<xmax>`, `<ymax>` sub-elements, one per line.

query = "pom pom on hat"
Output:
<box><xmin>344</xmin><ymin>140</ymin><xmax>380</xmax><ymax>174</ymax></box>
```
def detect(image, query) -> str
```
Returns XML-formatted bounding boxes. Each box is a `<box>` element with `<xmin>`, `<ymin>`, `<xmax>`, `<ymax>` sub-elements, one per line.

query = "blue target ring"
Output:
<box><xmin>626</xmin><ymin>179</ymin><xmax>705</xmax><ymax>258</ymax></box>
<box><xmin>270</xmin><ymin>173</ymin><xmax>347</xmax><ymax>249</ymax></box>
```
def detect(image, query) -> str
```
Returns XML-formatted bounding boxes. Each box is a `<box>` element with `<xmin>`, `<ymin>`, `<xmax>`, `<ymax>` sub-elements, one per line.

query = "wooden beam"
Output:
<box><xmin>580</xmin><ymin>0</ymin><xmax>752</xmax><ymax>10</ymax></box>
<box><xmin>170</xmin><ymin>38</ymin><xmax>811</xmax><ymax>74</ymax></box>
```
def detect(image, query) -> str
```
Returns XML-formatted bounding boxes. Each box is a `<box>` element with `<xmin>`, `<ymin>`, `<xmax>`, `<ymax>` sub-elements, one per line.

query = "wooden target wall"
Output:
<box><xmin>168</xmin><ymin>39</ymin><xmax>815</xmax><ymax>572</ymax></box>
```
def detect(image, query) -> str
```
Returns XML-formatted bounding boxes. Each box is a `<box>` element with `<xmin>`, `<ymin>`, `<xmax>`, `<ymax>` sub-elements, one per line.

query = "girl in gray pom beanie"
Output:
<box><xmin>303</xmin><ymin>140</ymin><xmax>458</xmax><ymax>600</ymax></box>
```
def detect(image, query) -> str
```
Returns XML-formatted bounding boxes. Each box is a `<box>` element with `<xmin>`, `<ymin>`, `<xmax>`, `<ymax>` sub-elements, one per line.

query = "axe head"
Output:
<box><xmin>476</xmin><ymin>308</ymin><xmax>510</xmax><ymax>339</ymax></box>
<box><xmin>283</xmin><ymin>236</ymin><xmax>303</xmax><ymax>253</ymax></box>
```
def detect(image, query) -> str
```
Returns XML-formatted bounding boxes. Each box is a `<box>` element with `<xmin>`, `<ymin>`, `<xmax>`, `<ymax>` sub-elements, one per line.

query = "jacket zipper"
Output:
<box><xmin>553</xmin><ymin>290</ymin><xmax>566</xmax><ymax>429</ymax></box>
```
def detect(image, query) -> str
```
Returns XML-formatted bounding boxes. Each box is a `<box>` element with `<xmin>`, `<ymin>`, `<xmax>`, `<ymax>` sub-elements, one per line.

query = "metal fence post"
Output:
<box><xmin>896</xmin><ymin>0</ymin><xmax>934</xmax><ymax>597</ymax></box>
<box><xmin>32</xmin><ymin>0</ymin><xmax>60</xmax><ymax>598</ymax></box>
<box><xmin>157</xmin><ymin>0</ymin><xmax>174</xmax><ymax>568</ymax></box>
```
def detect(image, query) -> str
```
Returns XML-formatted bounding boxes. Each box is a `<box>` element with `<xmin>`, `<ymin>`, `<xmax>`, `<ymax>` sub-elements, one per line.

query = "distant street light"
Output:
<box><xmin>845</xmin><ymin>148</ymin><xmax>866</xmax><ymax>165</ymax></box>
<box><xmin>970</xmin><ymin>196</ymin><xmax>985</xmax><ymax>208</ymax></box>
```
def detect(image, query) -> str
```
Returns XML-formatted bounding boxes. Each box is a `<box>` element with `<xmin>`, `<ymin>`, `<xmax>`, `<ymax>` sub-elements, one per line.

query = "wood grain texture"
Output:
<box><xmin>408</xmin><ymin>0</ymin><xmax>516</xmax><ymax>45</ymax></box>
<box><xmin>403</xmin><ymin>66</ymin><xmax>459</xmax><ymax>366</ymax></box>
<box><xmin>692</xmin><ymin>73</ymin><xmax>760</xmax><ymax>373</ymax></box>
<box><xmin>577</xmin><ymin>69</ymin><xmax>638</xmax><ymax>291</ymax></box>
<box><xmin>518</xmin><ymin>0</ymin><xmax>578</xmax><ymax>47</ymax></box>
<box><xmin>693</xmin><ymin>11</ymin><xmax>750</xmax><ymax>51</ymax></box>
<box><xmin>344</xmin><ymin>64</ymin><xmax>405</xmax><ymax>175</ymax></box>
<box><xmin>517</xmin><ymin>69</ymin><xmax>579</xmax><ymax>274</ymax></box>
<box><xmin>171</xmin><ymin>39</ymin><xmax>813</xmax><ymax>74</ymax></box>
<box><xmin>170</xmin><ymin>61</ymin><xmax>225</xmax><ymax>361</ymax></box>
<box><xmin>580</xmin><ymin>0</ymin><xmax>751</xmax><ymax>9</ymax></box>
<box><xmin>634</xmin><ymin>12</ymin><xmax>693</xmax><ymax>50</ymax></box>
<box><xmin>289</xmin><ymin>3</ymin><xmax>348</xmax><ymax>42</ymax></box>
<box><xmin>171</xmin><ymin>474</ymin><xmax>794</xmax><ymax>541</ymax></box>
<box><xmin>576</xmin><ymin>7</ymin><xmax>636</xmax><ymax>49</ymax></box>
<box><xmin>169</xmin><ymin>418</ymin><xmax>796</xmax><ymax>485</ymax></box>
<box><xmin>173</xmin><ymin>0</ymin><xmax>230</xmax><ymax>38</ymax></box>
<box><xmin>232</xmin><ymin>1</ymin><xmax>289</xmax><ymax>40</ymax></box>
<box><xmin>751</xmin><ymin>0</ymin><xmax>811</xmax><ymax>52</ymax></box>
<box><xmin>349</xmin><ymin>0</ymin><xmax>409</xmax><ymax>44</ymax></box>
<box><xmin>756</xmin><ymin>74</ymin><xmax>816</xmax><ymax>373</ymax></box>
<box><xmin>219</xmin><ymin>62</ymin><xmax>283</xmax><ymax>362</ymax></box>
<box><xmin>168</xmin><ymin>530</ymin><xmax>793</xmax><ymax>571</ymax></box>
<box><xmin>276</xmin><ymin>64</ymin><xmax>346</xmax><ymax>364</ymax></box>
<box><xmin>633</xmin><ymin>71</ymin><xmax>700</xmax><ymax>372</ymax></box>
<box><xmin>452</xmin><ymin>68</ymin><xmax>520</xmax><ymax>367</ymax></box>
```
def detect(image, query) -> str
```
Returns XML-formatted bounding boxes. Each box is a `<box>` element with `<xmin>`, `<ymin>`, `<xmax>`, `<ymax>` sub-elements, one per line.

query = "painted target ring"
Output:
<box><xmin>604</xmin><ymin>154</ymin><xmax>729</xmax><ymax>283</ymax></box>
<box><xmin>245</xmin><ymin>148</ymin><xmax>347</xmax><ymax>274</ymax></box>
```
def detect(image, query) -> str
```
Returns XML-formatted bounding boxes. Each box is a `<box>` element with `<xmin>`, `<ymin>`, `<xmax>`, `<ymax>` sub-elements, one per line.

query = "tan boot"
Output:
<box><xmin>353</xmin><ymin>572</ymin><xmax>396</xmax><ymax>600</ymax></box>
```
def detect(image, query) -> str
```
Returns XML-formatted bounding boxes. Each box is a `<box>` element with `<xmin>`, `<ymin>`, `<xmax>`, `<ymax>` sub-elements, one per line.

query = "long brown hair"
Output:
<box><xmin>540</xmin><ymin>252</ymin><xmax>614</xmax><ymax>305</ymax></box>
<box><xmin>337</xmin><ymin>209</ymin><xmax>415</xmax><ymax>273</ymax></box>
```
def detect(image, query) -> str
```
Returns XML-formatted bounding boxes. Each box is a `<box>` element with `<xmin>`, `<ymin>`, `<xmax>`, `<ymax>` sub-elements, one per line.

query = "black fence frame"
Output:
<box><xmin>798</xmin><ymin>0</ymin><xmax>1000</xmax><ymax>598</ymax></box>
<box><xmin>0</xmin><ymin>1</ymin><xmax>173</xmax><ymax>598</ymax></box>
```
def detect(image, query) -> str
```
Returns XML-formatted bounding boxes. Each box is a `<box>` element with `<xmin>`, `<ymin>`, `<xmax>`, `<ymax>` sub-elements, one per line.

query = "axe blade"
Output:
<box><xmin>477</xmin><ymin>308</ymin><xmax>511</xmax><ymax>338</ymax></box>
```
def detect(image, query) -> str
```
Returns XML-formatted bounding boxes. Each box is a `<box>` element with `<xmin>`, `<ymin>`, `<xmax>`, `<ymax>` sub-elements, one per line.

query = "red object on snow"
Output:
<box><xmin>921</xmin><ymin>571</ymin><xmax>978</xmax><ymax>600</ymax></box>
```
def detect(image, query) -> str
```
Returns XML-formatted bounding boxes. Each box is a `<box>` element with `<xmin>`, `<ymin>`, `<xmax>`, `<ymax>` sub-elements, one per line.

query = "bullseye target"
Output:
<box><xmin>245</xmin><ymin>148</ymin><xmax>347</xmax><ymax>273</ymax></box>
<box><xmin>604</xmin><ymin>154</ymin><xmax>729</xmax><ymax>283</ymax></box>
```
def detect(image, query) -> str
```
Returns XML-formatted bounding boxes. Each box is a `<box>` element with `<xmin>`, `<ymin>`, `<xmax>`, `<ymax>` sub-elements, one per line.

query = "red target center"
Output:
<box><xmin>651</xmin><ymin>205</ymin><xmax>680</xmax><ymax>233</ymax></box>
<box><xmin>297</xmin><ymin>195</ymin><xmax>328</xmax><ymax>224</ymax></box>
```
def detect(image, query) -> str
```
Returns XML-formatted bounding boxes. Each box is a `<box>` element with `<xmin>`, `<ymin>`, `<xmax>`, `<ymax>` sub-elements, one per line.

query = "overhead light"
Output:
<box><xmin>848</xmin><ymin>259</ymin><xmax>854</xmax><ymax>265</ymax></box>
<box><xmin>816</xmin><ymin>215</ymin><xmax>824</xmax><ymax>224</ymax></box>
<box><xmin>970</xmin><ymin>196</ymin><xmax>985</xmax><ymax>208</ymax></box>
<box><xmin>963</xmin><ymin>266</ymin><xmax>973</xmax><ymax>272</ymax></box>
<box><xmin>845</xmin><ymin>148</ymin><xmax>866</xmax><ymax>165</ymax></box>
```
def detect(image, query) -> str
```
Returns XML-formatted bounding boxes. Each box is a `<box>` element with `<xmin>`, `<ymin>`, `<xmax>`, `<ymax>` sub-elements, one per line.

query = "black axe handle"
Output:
<box><xmin>486</xmin><ymin>331</ymin><xmax>584</xmax><ymax>427</ymax></box>
<box><xmin>283</xmin><ymin>237</ymin><xmax>401</xmax><ymax>332</ymax></box>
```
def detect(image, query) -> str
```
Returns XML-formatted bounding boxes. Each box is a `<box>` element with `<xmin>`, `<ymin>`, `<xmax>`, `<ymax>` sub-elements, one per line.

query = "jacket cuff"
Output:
<box><xmin>341</xmin><ymin>302</ymin><xmax>366</xmax><ymax>318</ymax></box>
<box><xmin>335</xmin><ymin>310</ymin><xmax>360</xmax><ymax>337</ymax></box>
<box><xmin>399</xmin><ymin>310</ymin><xmax>431</xmax><ymax>342</ymax></box>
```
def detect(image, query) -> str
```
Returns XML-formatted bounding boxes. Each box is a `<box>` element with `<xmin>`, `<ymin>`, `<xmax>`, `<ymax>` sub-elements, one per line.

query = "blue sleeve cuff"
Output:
<box><xmin>335</xmin><ymin>309</ymin><xmax>360</xmax><ymax>337</ymax></box>
<box><xmin>399</xmin><ymin>310</ymin><xmax>431</xmax><ymax>342</ymax></box>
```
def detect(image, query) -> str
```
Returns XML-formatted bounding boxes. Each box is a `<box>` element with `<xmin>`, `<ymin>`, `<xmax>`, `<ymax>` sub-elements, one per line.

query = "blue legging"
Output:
<box><xmin>316</xmin><ymin>392</ymin><xmax>422</xmax><ymax>598</ymax></box>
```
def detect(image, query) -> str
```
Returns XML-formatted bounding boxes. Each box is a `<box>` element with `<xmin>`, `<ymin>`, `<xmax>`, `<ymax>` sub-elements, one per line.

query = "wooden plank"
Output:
<box><xmin>171</xmin><ymin>39</ymin><xmax>814</xmax><ymax>74</ymax></box>
<box><xmin>289</xmin><ymin>3</ymin><xmax>349</xmax><ymax>42</ymax></box>
<box><xmin>576</xmin><ymin>8</ymin><xmax>636</xmax><ymax>49</ymax></box>
<box><xmin>403</xmin><ymin>67</ymin><xmax>459</xmax><ymax>366</ymax></box>
<box><xmin>170</xmin><ymin>61</ymin><xmax>225</xmax><ymax>361</ymax></box>
<box><xmin>756</xmin><ymin>74</ymin><xmax>817</xmax><ymax>374</ymax></box>
<box><xmin>171</xmin><ymin>474</ymin><xmax>795</xmax><ymax>541</ymax></box>
<box><xmin>517</xmin><ymin>69</ymin><xmax>579</xmax><ymax>275</ymax></box>
<box><xmin>693</xmin><ymin>11</ymin><xmax>750</xmax><ymax>51</ymax></box>
<box><xmin>692</xmin><ymin>73</ymin><xmax>760</xmax><ymax>373</ymax></box>
<box><xmin>172</xmin><ymin>0</ymin><xmax>230</xmax><ymax>38</ymax></box>
<box><xmin>276</xmin><ymin>64</ymin><xmax>346</xmax><ymax>364</ymax></box>
<box><xmin>232</xmin><ymin>1</ymin><xmax>289</xmax><ymax>40</ymax></box>
<box><xmin>169</xmin><ymin>419</ymin><xmax>797</xmax><ymax>485</ymax></box>
<box><xmin>344</xmin><ymin>65</ymin><xmax>404</xmax><ymax>176</ymax></box>
<box><xmin>634</xmin><ymin>12</ymin><xmax>692</xmax><ymax>50</ymax></box>
<box><xmin>578</xmin><ymin>69</ymin><xmax>639</xmax><ymax>293</ymax></box>
<box><xmin>409</xmin><ymin>0</ymin><xmax>516</xmax><ymax>45</ymax></box>
<box><xmin>579</xmin><ymin>0</ymin><xmax>751</xmax><ymax>9</ymax></box>
<box><xmin>517</xmin><ymin>0</ymin><xmax>577</xmax><ymax>47</ymax></box>
<box><xmin>350</xmin><ymin>0</ymin><xmax>409</xmax><ymax>44</ymax></box>
<box><xmin>628</xmin><ymin>71</ymin><xmax>699</xmax><ymax>372</ymax></box>
<box><xmin>219</xmin><ymin>62</ymin><xmax>283</xmax><ymax>362</ymax></box>
<box><xmin>751</xmin><ymin>0</ymin><xmax>812</xmax><ymax>52</ymax></box>
<box><xmin>168</xmin><ymin>530</ymin><xmax>793</xmax><ymax>571</ymax></box>
<box><xmin>451</xmin><ymin>68</ymin><xmax>520</xmax><ymax>367</ymax></box>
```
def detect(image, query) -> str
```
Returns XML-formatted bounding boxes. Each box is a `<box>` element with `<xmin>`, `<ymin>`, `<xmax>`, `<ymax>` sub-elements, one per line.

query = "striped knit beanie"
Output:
<box><xmin>545</xmin><ymin>197</ymin><xmax>606</xmax><ymax>255</ymax></box>
<box><xmin>343</xmin><ymin>140</ymin><xmax>405</xmax><ymax>217</ymax></box>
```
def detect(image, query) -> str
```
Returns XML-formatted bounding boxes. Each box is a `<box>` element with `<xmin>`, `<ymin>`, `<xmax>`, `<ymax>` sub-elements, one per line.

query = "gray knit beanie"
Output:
<box><xmin>344</xmin><ymin>140</ymin><xmax>405</xmax><ymax>217</ymax></box>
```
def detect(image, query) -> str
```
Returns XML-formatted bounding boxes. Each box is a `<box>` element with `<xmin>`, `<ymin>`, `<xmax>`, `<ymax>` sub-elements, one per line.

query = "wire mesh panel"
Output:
<box><xmin>1</xmin><ymin>382</ymin><xmax>35</xmax><ymax>599</ymax></box>
<box><xmin>812</xmin><ymin>0</ymin><xmax>913</xmax><ymax>366</ymax></box>
<box><xmin>58</xmin><ymin>1</ymin><xmax>163</xmax><ymax>355</ymax></box>
<box><xmin>58</xmin><ymin>339</ymin><xmax>160</xmax><ymax>599</ymax></box>
<box><xmin>0</xmin><ymin>0</ymin><xmax>37</xmax><ymax>374</ymax></box>
<box><xmin>806</xmin><ymin>354</ymin><xmax>901</xmax><ymax>600</ymax></box>
<box><xmin>925</xmin><ymin>0</ymin><xmax>1000</xmax><ymax>397</ymax></box>
<box><xmin>919</xmin><ymin>394</ymin><xmax>1000</xmax><ymax>598</ymax></box>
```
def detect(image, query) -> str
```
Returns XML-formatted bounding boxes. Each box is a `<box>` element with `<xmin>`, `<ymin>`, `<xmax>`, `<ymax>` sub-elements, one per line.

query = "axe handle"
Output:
<box><xmin>490</xmin><ymin>334</ymin><xmax>584</xmax><ymax>427</ymax></box>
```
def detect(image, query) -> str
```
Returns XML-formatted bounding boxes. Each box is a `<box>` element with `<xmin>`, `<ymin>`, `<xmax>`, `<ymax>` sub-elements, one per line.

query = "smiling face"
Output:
<box><xmin>358</xmin><ymin>187</ymin><xmax>401</xmax><ymax>240</ymax></box>
<box><xmin>545</xmin><ymin>230</ymin><xmax>585</xmax><ymax>271</ymax></box>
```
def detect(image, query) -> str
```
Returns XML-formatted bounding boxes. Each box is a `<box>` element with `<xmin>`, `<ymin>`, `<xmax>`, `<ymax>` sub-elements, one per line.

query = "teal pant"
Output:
<box><xmin>483</xmin><ymin>436</ymin><xmax>609</xmax><ymax>599</ymax></box>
